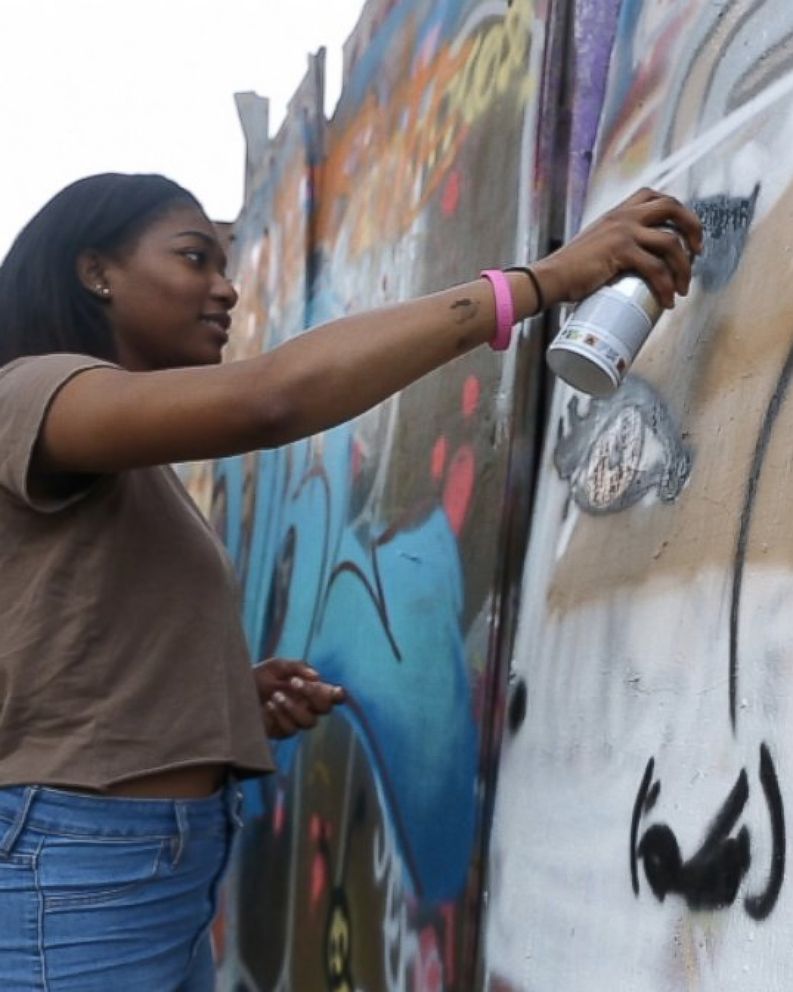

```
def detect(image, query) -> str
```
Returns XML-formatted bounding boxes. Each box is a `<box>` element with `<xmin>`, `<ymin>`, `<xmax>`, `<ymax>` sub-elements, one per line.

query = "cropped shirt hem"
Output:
<box><xmin>0</xmin><ymin>754</ymin><xmax>276</xmax><ymax>793</ymax></box>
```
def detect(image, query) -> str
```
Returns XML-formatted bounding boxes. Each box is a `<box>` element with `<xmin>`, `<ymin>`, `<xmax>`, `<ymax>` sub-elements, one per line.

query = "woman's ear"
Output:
<box><xmin>76</xmin><ymin>251</ymin><xmax>112</xmax><ymax>300</ymax></box>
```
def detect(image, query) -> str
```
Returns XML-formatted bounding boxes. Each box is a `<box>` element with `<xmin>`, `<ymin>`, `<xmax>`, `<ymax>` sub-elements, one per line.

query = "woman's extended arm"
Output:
<box><xmin>38</xmin><ymin>188</ymin><xmax>702</xmax><ymax>477</ymax></box>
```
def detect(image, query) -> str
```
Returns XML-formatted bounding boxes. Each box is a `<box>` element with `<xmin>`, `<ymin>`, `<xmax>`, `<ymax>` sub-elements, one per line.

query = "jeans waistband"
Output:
<box><xmin>0</xmin><ymin>778</ymin><xmax>244</xmax><ymax>855</ymax></box>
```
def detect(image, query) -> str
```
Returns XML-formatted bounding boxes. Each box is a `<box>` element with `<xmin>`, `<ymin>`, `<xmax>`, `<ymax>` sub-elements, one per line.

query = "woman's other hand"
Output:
<box><xmin>534</xmin><ymin>187</ymin><xmax>704</xmax><ymax>310</ymax></box>
<box><xmin>252</xmin><ymin>658</ymin><xmax>346</xmax><ymax>739</ymax></box>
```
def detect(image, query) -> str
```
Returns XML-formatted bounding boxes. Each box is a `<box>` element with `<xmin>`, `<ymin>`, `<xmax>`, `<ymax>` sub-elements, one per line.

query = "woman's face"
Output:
<box><xmin>97</xmin><ymin>203</ymin><xmax>238</xmax><ymax>371</ymax></box>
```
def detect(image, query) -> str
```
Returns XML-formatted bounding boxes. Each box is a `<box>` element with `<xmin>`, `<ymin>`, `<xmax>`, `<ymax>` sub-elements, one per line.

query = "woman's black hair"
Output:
<box><xmin>0</xmin><ymin>173</ymin><xmax>202</xmax><ymax>366</ymax></box>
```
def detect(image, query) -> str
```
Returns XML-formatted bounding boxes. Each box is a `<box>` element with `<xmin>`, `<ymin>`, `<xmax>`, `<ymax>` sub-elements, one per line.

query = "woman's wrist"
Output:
<box><xmin>478</xmin><ymin>264</ymin><xmax>551</xmax><ymax>351</ymax></box>
<box><xmin>504</xmin><ymin>266</ymin><xmax>546</xmax><ymax>316</ymax></box>
<box><xmin>479</xmin><ymin>270</ymin><xmax>515</xmax><ymax>350</ymax></box>
<box><xmin>503</xmin><ymin>267</ymin><xmax>548</xmax><ymax>322</ymax></box>
<box><xmin>528</xmin><ymin>256</ymin><xmax>565</xmax><ymax>309</ymax></box>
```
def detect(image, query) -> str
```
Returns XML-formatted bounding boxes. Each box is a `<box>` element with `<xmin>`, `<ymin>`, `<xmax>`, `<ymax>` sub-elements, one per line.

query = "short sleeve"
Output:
<box><xmin>0</xmin><ymin>353</ymin><xmax>117</xmax><ymax>511</ymax></box>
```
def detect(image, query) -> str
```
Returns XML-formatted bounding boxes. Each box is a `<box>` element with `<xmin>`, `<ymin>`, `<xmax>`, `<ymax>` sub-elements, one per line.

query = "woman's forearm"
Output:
<box><xmin>251</xmin><ymin>272</ymin><xmax>538</xmax><ymax>445</ymax></box>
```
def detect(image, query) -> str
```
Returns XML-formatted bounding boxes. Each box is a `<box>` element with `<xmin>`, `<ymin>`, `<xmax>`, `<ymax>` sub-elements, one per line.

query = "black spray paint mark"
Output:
<box><xmin>691</xmin><ymin>185</ymin><xmax>760</xmax><ymax>291</ymax></box>
<box><xmin>729</xmin><ymin>340</ymin><xmax>793</xmax><ymax>729</ymax></box>
<box><xmin>554</xmin><ymin>377</ymin><xmax>691</xmax><ymax>515</ymax></box>
<box><xmin>630</xmin><ymin>758</ymin><xmax>655</xmax><ymax>896</ymax></box>
<box><xmin>635</xmin><ymin>766</ymin><xmax>750</xmax><ymax>911</ymax></box>
<box><xmin>631</xmin><ymin>744</ymin><xmax>785</xmax><ymax>918</ymax></box>
<box><xmin>744</xmin><ymin>743</ymin><xmax>786</xmax><ymax>921</ymax></box>
<box><xmin>325</xmin><ymin>548</ymin><xmax>403</xmax><ymax>662</ymax></box>
<box><xmin>260</xmin><ymin>525</ymin><xmax>297</xmax><ymax>659</ymax></box>
<box><xmin>508</xmin><ymin>678</ymin><xmax>527</xmax><ymax>733</ymax></box>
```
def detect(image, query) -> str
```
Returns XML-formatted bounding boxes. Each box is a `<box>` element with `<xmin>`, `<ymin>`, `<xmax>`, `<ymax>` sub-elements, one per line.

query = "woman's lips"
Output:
<box><xmin>200</xmin><ymin>314</ymin><xmax>231</xmax><ymax>343</ymax></box>
<box><xmin>200</xmin><ymin>312</ymin><xmax>231</xmax><ymax>330</ymax></box>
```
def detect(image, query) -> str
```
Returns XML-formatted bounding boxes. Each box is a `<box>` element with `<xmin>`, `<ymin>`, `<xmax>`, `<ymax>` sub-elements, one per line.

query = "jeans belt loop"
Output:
<box><xmin>0</xmin><ymin>786</ymin><xmax>38</xmax><ymax>857</ymax></box>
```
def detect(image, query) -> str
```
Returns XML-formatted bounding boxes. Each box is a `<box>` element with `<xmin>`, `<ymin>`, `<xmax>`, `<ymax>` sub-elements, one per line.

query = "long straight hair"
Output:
<box><xmin>0</xmin><ymin>173</ymin><xmax>201</xmax><ymax>366</ymax></box>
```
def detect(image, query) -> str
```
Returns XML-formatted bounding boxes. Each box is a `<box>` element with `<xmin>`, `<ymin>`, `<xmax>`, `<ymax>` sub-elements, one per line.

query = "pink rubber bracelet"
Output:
<box><xmin>480</xmin><ymin>269</ymin><xmax>514</xmax><ymax>351</ymax></box>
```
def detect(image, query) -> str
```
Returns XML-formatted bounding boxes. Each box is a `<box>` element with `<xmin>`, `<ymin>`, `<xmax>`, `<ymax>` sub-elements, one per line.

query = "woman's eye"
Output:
<box><xmin>182</xmin><ymin>249</ymin><xmax>206</xmax><ymax>265</ymax></box>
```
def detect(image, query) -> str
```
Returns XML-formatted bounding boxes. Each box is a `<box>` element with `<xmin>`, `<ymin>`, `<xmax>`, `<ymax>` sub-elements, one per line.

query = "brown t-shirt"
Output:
<box><xmin>0</xmin><ymin>353</ymin><xmax>274</xmax><ymax>789</ymax></box>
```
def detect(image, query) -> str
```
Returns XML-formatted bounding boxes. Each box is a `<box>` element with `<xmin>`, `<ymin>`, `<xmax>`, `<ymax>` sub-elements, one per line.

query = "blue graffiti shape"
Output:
<box><xmin>311</xmin><ymin>506</ymin><xmax>478</xmax><ymax>904</ymax></box>
<box><xmin>239</xmin><ymin>418</ymin><xmax>478</xmax><ymax>905</ymax></box>
<box><xmin>631</xmin><ymin>744</ymin><xmax>785</xmax><ymax>917</ymax></box>
<box><xmin>554</xmin><ymin>377</ymin><xmax>691</xmax><ymax>515</ymax></box>
<box><xmin>691</xmin><ymin>185</ymin><xmax>760</xmax><ymax>292</ymax></box>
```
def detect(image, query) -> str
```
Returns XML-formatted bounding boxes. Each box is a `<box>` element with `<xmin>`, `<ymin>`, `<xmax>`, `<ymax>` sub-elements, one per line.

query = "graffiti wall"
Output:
<box><xmin>196</xmin><ymin>1</ymin><xmax>551</xmax><ymax>989</ymax></box>
<box><xmin>484</xmin><ymin>0</ymin><xmax>793</xmax><ymax>989</ymax></box>
<box><xmin>180</xmin><ymin>0</ymin><xmax>793</xmax><ymax>987</ymax></box>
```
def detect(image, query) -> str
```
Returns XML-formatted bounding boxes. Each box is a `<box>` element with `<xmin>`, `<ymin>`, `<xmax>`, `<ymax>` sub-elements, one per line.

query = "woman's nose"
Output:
<box><xmin>212</xmin><ymin>273</ymin><xmax>238</xmax><ymax>310</ymax></box>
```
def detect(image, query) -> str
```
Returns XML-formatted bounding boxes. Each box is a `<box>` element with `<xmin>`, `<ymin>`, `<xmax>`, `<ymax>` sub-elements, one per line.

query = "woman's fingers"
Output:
<box><xmin>636</xmin><ymin>225</ymin><xmax>694</xmax><ymax>297</ymax></box>
<box><xmin>254</xmin><ymin>658</ymin><xmax>346</xmax><ymax>738</ymax></box>
<box><xmin>539</xmin><ymin>187</ymin><xmax>703</xmax><ymax>305</ymax></box>
<box><xmin>289</xmin><ymin>676</ymin><xmax>346</xmax><ymax>713</ymax></box>
<box><xmin>262</xmin><ymin>677</ymin><xmax>346</xmax><ymax>738</ymax></box>
<box><xmin>624</xmin><ymin>244</ymin><xmax>679</xmax><ymax>308</ymax></box>
<box><xmin>263</xmin><ymin>699</ymin><xmax>289</xmax><ymax>737</ymax></box>
<box><xmin>263</xmin><ymin>700</ymin><xmax>290</xmax><ymax>738</ymax></box>
<box><xmin>257</xmin><ymin>658</ymin><xmax>318</xmax><ymax>682</ymax></box>
<box><xmin>610</xmin><ymin>189</ymin><xmax>703</xmax><ymax>269</ymax></box>
<box><xmin>265</xmin><ymin>692</ymin><xmax>318</xmax><ymax>738</ymax></box>
<box><xmin>635</xmin><ymin>193</ymin><xmax>704</xmax><ymax>255</ymax></box>
<box><xmin>602</xmin><ymin>192</ymin><xmax>702</xmax><ymax>305</ymax></box>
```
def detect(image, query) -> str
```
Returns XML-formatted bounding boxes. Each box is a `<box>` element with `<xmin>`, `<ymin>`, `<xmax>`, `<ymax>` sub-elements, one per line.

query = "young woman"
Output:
<box><xmin>0</xmin><ymin>173</ymin><xmax>702</xmax><ymax>990</ymax></box>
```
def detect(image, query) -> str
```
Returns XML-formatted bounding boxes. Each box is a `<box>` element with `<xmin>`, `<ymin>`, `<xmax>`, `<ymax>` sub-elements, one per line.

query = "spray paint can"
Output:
<box><xmin>545</xmin><ymin>275</ymin><xmax>663</xmax><ymax>396</ymax></box>
<box><xmin>546</xmin><ymin>226</ymin><xmax>688</xmax><ymax>396</ymax></box>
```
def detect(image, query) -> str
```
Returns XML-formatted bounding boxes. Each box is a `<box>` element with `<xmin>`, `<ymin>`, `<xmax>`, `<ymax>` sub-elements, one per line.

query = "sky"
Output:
<box><xmin>0</xmin><ymin>0</ymin><xmax>366</xmax><ymax>261</ymax></box>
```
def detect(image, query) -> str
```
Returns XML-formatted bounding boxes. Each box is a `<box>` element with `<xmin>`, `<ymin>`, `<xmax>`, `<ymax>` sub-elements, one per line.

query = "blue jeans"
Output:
<box><xmin>0</xmin><ymin>779</ymin><xmax>243</xmax><ymax>991</ymax></box>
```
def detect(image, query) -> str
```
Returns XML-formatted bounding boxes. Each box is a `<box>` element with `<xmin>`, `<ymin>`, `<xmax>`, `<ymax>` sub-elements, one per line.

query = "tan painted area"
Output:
<box><xmin>731</xmin><ymin>33</ymin><xmax>793</xmax><ymax>107</ymax></box>
<box><xmin>548</xmin><ymin>175</ymin><xmax>793</xmax><ymax>614</ymax></box>
<box><xmin>669</xmin><ymin>2</ymin><xmax>753</xmax><ymax>149</ymax></box>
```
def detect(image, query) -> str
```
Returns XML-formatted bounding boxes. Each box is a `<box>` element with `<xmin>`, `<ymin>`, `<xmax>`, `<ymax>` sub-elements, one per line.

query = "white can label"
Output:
<box><xmin>555</xmin><ymin>286</ymin><xmax>656</xmax><ymax>378</ymax></box>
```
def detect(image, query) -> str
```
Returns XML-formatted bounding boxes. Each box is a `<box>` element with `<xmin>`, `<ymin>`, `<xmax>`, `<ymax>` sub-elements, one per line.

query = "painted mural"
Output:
<box><xmin>189</xmin><ymin>1</ymin><xmax>550</xmax><ymax>989</ymax></box>
<box><xmin>484</xmin><ymin>0</ymin><xmax>793</xmax><ymax>989</ymax></box>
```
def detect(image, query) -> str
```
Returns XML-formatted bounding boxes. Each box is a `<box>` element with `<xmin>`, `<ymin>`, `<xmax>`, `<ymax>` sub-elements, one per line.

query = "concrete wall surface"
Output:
<box><xmin>485</xmin><ymin>1</ymin><xmax>793</xmax><ymax>990</ymax></box>
<box><xmin>181</xmin><ymin>0</ymin><xmax>793</xmax><ymax>988</ymax></box>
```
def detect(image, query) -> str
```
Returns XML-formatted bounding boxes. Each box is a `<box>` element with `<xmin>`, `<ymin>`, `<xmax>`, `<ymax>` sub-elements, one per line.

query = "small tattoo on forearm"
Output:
<box><xmin>450</xmin><ymin>298</ymin><xmax>480</xmax><ymax>324</ymax></box>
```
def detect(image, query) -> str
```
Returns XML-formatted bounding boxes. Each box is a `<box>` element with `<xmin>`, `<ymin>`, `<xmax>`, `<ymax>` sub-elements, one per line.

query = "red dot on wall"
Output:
<box><xmin>443</xmin><ymin>445</ymin><xmax>475</xmax><ymax>534</ymax></box>
<box><xmin>310</xmin><ymin>853</ymin><xmax>328</xmax><ymax>911</ymax></box>
<box><xmin>431</xmin><ymin>435</ymin><xmax>448</xmax><ymax>481</ymax></box>
<box><xmin>462</xmin><ymin>374</ymin><xmax>480</xmax><ymax>417</ymax></box>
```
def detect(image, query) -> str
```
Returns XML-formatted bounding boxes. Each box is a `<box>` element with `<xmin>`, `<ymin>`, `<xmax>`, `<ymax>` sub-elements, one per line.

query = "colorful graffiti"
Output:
<box><xmin>485</xmin><ymin>1</ymin><xmax>793</xmax><ymax>989</ymax></box>
<box><xmin>181</xmin><ymin>1</ymin><xmax>793</xmax><ymax>988</ymax></box>
<box><xmin>189</xmin><ymin>1</ymin><xmax>547</xmax><ymax>989</ymax></box>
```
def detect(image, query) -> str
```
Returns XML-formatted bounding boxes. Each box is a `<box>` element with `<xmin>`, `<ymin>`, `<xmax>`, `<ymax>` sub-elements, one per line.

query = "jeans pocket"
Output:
<box><xmin>41</xmin><ymin>836</ymin><xmax>168</xmax><ymax>911</ymax></box>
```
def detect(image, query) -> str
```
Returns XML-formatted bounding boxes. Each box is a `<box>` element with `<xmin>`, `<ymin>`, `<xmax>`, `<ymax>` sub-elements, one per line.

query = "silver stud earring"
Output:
<box><xmin>95</xmin><ymin>285</ymin><xmax>110</xmax><ymax>299</ymax></box>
